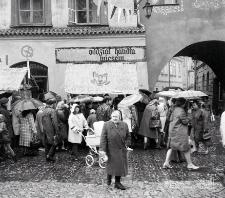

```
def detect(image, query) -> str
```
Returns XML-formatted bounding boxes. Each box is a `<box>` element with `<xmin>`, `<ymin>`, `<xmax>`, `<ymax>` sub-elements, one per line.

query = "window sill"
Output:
<box><xmin>10</xmin><ymin>25</ymin><xmax>53</xmax><ymax>28</ymax></box>
<box><xmin>67</xmin><ymin>24</ymin><xmax>109</xmax><ymax>28</ymax></box>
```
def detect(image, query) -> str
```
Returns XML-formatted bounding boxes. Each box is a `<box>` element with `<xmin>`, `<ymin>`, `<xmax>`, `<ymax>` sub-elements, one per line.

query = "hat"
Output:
<box><xmin>0</xmin><ymin>97</ymin><xmax>9</xmax><ymax>104</ymax></box>
<box><xmin>90</xmin><ymin>109</ymin><xmax>96</xmax><ymax>114</ymax></box>
<box><xmin>46</xmin><ymin>98</ymin><xmax>56</xmax><ymax>105</ymax></box>
<box><xmin>71</xmin><ymin>103</ymin><xmax>80</xmax><ymax>113</ymax></box>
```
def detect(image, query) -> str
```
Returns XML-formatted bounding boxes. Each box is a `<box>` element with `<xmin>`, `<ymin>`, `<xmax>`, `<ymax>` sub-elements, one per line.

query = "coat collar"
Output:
<box><xmin>110</xmin><ymin>121</ymin><xmax>124</xmax><ymax>130</ymax></box>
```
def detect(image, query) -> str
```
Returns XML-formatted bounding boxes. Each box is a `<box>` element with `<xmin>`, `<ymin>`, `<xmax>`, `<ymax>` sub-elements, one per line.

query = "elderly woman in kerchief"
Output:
<box><xmin>138</xmin><ymin>99</ymin><xmax>162</xmax><ymax>149</ymax></box>
<box><xmin>68</xmin><ymin>104</ymin><xmax>89</xmax><ymax>160</ymax></box>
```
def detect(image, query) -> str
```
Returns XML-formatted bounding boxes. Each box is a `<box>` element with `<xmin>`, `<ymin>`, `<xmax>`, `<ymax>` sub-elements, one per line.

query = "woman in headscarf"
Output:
<box><xmin>163</xmin><ymin>97</ymin><xmax>199</xmax><ymax>170</ymax></box>
<box><xmin>68</xmin><ymin>104</ymin><xmax>89</xmax><ymax>160</ymax></box>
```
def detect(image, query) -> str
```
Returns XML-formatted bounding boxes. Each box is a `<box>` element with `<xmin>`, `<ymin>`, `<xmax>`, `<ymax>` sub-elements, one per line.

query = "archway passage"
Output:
<box><xmin>11</xmin><ymin>61</ymin><xmax>48</xmax><ymax>98</ymax></box>
<box><xmin>175</xmin><ymin>40</ymin><xmax>225</xmax><ymax>89</ymax></box>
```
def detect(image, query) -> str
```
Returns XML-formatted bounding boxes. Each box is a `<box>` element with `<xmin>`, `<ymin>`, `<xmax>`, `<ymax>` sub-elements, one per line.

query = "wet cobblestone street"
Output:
<box><xmin>0</xmin><ymin>118</ymin><xmax>225</xmax><ymax>197</ymax></box>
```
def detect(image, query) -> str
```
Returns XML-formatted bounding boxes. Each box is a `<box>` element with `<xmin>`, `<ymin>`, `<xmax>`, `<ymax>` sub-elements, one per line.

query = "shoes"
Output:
<box><xmin>127</xmin><ymin>147</ymin><xmax>133</xmax><ymax>151</ymax></box>
<box><xmin>12</xmin><ymin>155</ymin><xmax>18</xmax><ymax>163</ymax></box>
<box><xmin>115</xmin><ymin>182</ymin><xmax>126</xmax><ymax>190</ymax></box>
<box><xmin>154</xmin><ymin>145</ymin><xmax>162</xmax><ymax>149</ymax></box>
<box><xmin>163</xmin><ymin>163</ymin><xmax>173</xmax><ymax>169</ymax></box>
<box><xmin>187</xmin><ymin>164</ymin><xmax>199</xmax><ymax>170</ymax></box>
<box><xmin>46</xmin><ymin>155</ymin><xmax>55</xmax><ymax>161</ymax></box>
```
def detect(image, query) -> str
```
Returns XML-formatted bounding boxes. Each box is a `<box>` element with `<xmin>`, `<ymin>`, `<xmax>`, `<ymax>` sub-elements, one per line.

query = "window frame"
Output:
<box><xmin>68</xmin><ymin>0</ymin><xmax>108</xmax><ymax>26</ymax></box>
<box><xmin>19</xmin><ymin>0</ymin><xmax>45</xmax><ymax>25</ymax></box>
<box><xmin>11</xmin><ymin>0</ymin><xmax>52</xmax><ymax>27</ymax></box>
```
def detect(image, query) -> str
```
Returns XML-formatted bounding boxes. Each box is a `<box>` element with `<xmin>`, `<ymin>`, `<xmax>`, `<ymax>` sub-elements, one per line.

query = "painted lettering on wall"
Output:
<box><xmin>55</xmin><ymin>46</ymin><xmax>146</xmax><ymax>64</ymax></box>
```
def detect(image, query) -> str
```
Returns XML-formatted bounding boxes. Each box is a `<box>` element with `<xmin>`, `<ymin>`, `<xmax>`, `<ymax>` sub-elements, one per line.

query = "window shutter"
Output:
<box><xmin>45</xmin><ymin>0</ymin><xmax>52</xmax><ymax>26</ymax></box>
<box><xmin>11</xmin><ymin>0</ymin><xmax>19</xmax><ymax>27</ymax></box>
<box><xmin>100</xmin><ymin>1</ymin><xmax>108</xmax><ymax>25</ymax></box>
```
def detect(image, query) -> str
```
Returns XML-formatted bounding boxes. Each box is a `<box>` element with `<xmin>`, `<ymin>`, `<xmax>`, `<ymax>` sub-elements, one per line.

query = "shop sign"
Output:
<box><xmin>55</xmin><ymin>46</ymin><xmax>146</xmax><ymax>64</ymax></box>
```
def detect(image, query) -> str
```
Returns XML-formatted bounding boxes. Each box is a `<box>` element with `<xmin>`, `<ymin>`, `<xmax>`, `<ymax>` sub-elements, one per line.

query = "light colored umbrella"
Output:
<box><xmin>92</xmin><ymin>96</ymin><xmax>103</xmax><ymax>102</ymax></box>
<box><xmin>173</xmin><ymin>90</ymin><xmax>208</xmax><ymax>99</ymax></box>
<box><xmin>156</xmin><ymin>90</ymin><xmax>178</xmax><ymax>98</ymax></box>
<box><xmin>118</xmin><ymin>94</ymin><xmax>143</xmax><ymax>108</ymax></box>
<box><xmin>139</xmin><ymin>91</ymin><xmax>151</xmax><ymax>104</ymax></box>
<box><xmin>70</xmin><ymin>95</ymin><xmax>93</xmax><ymax>103</ymax></box>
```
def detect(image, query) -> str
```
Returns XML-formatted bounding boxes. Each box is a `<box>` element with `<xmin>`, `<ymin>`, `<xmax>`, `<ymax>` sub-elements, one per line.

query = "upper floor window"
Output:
<box><xmin>68</xmin><ymin>0</ymin><xmax>108</xmax><ymax>25</ymax></box>
<box><xmin>173</xmin><ymin>62</ymin><xmax>176</xmax><ymax>76</ymax></box>
<box><xmin>11</xmin><ymin>0</ymin><xmax>52</xmax><ymax>27</ymax></box>
<box><xmin>19</xmin><ymin>0</ymin><xmax>44</xmax><ymax>24</ymax></box>
<box><xmin>178</xmin><ymin>64</ymin><xmax>181</xmax><ymax>77</ymax></box>
<box><xmin>169</xmin><ymin>61</ymin><xmax>173</xmax><ymax>76</ymax></box>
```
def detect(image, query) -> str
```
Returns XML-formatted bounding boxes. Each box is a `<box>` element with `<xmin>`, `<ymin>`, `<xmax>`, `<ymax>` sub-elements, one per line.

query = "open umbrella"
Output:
<box><xmin>156</xmin><ymin>90</ymin><xmax>178</xmax><ymax>98</ymax></box>
<box><xmin>118</xmin><ymin>94</ymin><xmax>142</xmax><ymax>108</ymax></box>
<box><xmin>139</xmin><ymin>92</ymin><xmax>151</xmax><ymax>104</ymax></box>
<box><xmin>173</xmin><ymin>90</ymin><xmax>208</xmax><ymax>99</ymax></box>
<box><xmin>12</xmin><ymin>98</ymin><xmax>44</xmax><ymax>115</ymax></box>
<box><xmin>92</xmin><ymin>96</ymin><xmax>103</xmax><ymax>102</ymax></box>
<box><xmin>70</xmin><ymin>95</ymin><xmax>93</xmax><ymax>103</ymax></box>
<box><xmin>0</xmin><ymin>91</ymin><xmax>13</xmax><ymax>99</ymax></box>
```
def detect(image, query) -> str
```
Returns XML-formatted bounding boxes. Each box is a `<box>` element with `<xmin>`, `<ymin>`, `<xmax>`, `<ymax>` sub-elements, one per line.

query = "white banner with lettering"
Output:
<box><xmin>65</xmin><ymin>63</ymin><xmax>139</xmax><ymax>94</ymax></box>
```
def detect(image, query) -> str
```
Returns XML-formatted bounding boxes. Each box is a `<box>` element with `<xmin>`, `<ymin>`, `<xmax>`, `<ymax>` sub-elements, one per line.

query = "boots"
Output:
<box><xmin>115</xmin><ymin>176</ymin><xmax>126</xmax><ymax>190</ymax></box>
<box><xmin>107</xmin><ymin>174</ymin><xmax>112</xmax><ymax>185</ymax></box>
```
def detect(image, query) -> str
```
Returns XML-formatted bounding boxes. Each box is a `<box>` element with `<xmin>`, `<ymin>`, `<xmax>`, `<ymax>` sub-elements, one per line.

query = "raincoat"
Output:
<box><xmin>68</xmin><ymin>112</ymin><xmax>88</xmax><ymax>144</ymax></box>
<box><xmin>100</xmin><ymin>121</ymin><xmax>130</xmax><ymax>176</ymax></box>
<box><xmin>168</xmin><ymin>106</ymin><xmax>190</xmax><ymax>152</ymax></box>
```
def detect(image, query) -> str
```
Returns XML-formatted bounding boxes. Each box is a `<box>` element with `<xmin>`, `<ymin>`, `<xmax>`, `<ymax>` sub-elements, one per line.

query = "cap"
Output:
<box><xmin>90</xmin><ymin>109</ymin><xmax>96</xmax><ymax>114</ymax></box>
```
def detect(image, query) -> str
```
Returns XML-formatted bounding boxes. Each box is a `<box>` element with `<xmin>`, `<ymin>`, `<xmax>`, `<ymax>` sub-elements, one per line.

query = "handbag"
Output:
<box><xmin>149</xmin><ymin>120</ymin><xmax>162</xmax><ymax>129</ymax></box>
<box><xmin>30</xmin><ymin>136</ymin><xmax>42</xmax><ymax>149</ymax></box>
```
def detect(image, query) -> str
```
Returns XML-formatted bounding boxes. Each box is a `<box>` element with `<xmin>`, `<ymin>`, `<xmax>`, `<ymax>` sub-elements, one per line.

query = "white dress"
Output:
<box><xmin>68</xmin><ymin>113</ymin><xmax>88</xmax><ymax>144</ymax></box>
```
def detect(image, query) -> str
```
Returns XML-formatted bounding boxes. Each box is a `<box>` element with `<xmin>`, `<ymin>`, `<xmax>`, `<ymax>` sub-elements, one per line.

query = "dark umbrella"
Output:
<box><xmin>139</xmin><ymin>89</ymin><xmax>152</xmax><ymax>96</ymax></box>
<box><xmin>12</xmin><ymin>98</ymin><xmax>44</xmax><ymax>115</ymax></box>
<box><xmin>0</xmin><ymin>91</ymin><xmax>13</xmax><ymax>99</ymax></box>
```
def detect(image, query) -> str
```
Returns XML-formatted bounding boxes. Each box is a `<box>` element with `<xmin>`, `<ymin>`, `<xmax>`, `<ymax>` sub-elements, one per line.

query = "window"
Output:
<box><xmin>173</xmin><ymin>62</ymin><xmax>176</xmax><ymax>76</ymax></box>
<box><xmin>69</xmin><ymin>0</ymin><xmax>108</xmax><ymax>25</ymax></box>
<box><xmin>178</xmin><ymin>64</ymin><xmax>181</xmax><ymax>77</ymax></box>
<box><xmin>169</xmin><ymin>61</ymin><xmax>173</xmax><ymax>75</ymax></box>
<box><xmin>206</xmin><ymin>72</ymin><xmax>209</xmax><ymax>91</ymax></box>
<box><xmin>196</xmin><ymin>76</ymin><xmax>198</xmax><ymax>90</ymax></box>
<box><xmin>11</xmin><ymin>0</ymin><xmax>51</xmax><ymax>26</ymax></box>
<box><xmin>202</xmin><ymin>74</ymin><xmax>205</xmax><ymax>90</ymax></box>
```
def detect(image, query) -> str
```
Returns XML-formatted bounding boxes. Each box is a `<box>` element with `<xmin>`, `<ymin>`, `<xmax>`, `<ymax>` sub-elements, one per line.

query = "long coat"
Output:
<box><xmin>100</xmin><ymin>121</ymin><xmax>131</xmax><ymax>177</ymax></box>
<box><xmin>68</xmin><ymin>113</ymin><xmax>88</xmax><ymax>144</ymax></box>
<box><xmin>19</xmin><ymin>113</ymin><xmax>37</xmax><ymax>147</ymax></box>
<box><xmin>168</xmin><ymin>106</ymin><xmax>190</xmax><ymax>152</ymax></box>
<box><xmin>56</xmin><ymin>109</ymin><xmax>68</xmax><ymax>140</ymax></box>
<box><xmin>42</xmin><ymin>107</ymin><xmax>59</xmax><ymax>145</ymax></box>
<box><xmin>138</xmin><ymin>104</ymin><xmax>159</xmax><ymax>139</ymax></box>
<box><xmin>35</xmin><ymin>109</ymin><xmax>45</xmax><ymax>145</ymax></box>
<box><xmin>190</xmin><ymin>108</ymin><xmax>207</xmax><ymax>143</ymax></box>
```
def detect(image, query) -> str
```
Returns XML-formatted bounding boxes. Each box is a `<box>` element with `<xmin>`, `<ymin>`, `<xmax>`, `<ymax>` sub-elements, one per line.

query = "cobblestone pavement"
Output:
<box><xmin>0</xmin><ymin>117</ymin><xmax>225</xmax><ymax>198</ymax></box>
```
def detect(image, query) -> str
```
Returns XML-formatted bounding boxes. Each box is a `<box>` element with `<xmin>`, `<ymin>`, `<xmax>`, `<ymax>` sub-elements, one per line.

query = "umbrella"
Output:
<box><xmin>12</xmin><ymin>98</ymin><xmax>44</xmax><ymax>115</ymax></box>
<box><xmin>118</xmin><ymin>94</ymin><xmax>143</xmax><ymax>108</ymax></box>
<box><xmin>44</xmin><ymin>92</ymin><xmax>56</xmax><ymax>101</ymax></box>
<box><xmin>139</xmin><ymin>89</ymin><xmax>152</xmax><ymax>96</ymax></box>
<box><xmin>92</xmin><ymin>96</ymin><xmax>103</xmax><ymax>102</ymax></box>
<box><xmin>0</xmin><ymin>91</ymin><xmax>13</xmax><ymax>99</ymax></box>
<box><xmin>173</xmin><ymin>90</ymin><xmax>208</xmax><ymax>99</ymax></box>
<box><xmin>156</xmin><ymin>90</ymin><xmax>178</xmax><ymax>98</ymax></box>
<box><xmin>70</xmin><ymin>95</ymin><xmax>93</xmax><ymax>103</ymax></box>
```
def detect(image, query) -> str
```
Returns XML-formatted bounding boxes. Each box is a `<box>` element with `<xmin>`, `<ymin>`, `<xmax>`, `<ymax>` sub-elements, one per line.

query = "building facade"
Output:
<box><xmin>154</xmin><ymin>56</ymin><xmax>194</xmax><ymax>91</ymax></box>
<box><xmin>0</xmin><ymin>0</ymin><xmax>149</xmax><ymax>99</ymax></box>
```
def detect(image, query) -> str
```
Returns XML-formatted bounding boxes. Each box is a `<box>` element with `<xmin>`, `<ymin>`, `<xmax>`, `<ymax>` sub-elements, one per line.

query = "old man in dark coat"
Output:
<box><xmin>100</xmin><ymin>110</ymin><xmax>130</xmax><ymax>190</ymax></box>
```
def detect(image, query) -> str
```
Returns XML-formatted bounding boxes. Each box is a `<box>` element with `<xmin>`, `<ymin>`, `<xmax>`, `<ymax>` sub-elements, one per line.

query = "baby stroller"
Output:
<box><xmin>80</xmin><ymin>121</ymin><xmax>106</xmax><ymax>168</ymax></box>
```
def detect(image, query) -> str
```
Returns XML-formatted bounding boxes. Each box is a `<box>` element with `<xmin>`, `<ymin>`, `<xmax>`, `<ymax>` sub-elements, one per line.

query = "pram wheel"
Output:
<box><xmin>99</xmin><ymin>157</ymin><xmax>106</xmax><ymax>169</ymax></box>
<box><xmin>85</xmin><ymin>155</ymin><xmax>95</xmax><ymax>167</ymax></box>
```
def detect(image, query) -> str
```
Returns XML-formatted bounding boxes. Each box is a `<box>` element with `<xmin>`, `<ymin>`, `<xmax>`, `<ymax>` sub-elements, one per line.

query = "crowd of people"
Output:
<box><xmin>0</xmin><ymin>92</ymin><xmax>224</xmax><ymax>189</ymax></box>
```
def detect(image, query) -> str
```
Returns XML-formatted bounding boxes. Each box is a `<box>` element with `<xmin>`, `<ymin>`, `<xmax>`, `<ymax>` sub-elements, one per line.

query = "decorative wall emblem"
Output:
<box><xmin>153</xmin><ymin>0</ymin><xmax>184</xmax><ymax>15</ymax></box>
<box><xmin>192</xmin><ymin>0</ymin><xmax>225</xmax><ymax>11</ymax></box>
<box><xmin>91</xmin><ymin>72</ymin><xmax>110</xmax><ymax>86</ymax></box>
<box><xmin>21</xmin><ymin>45</ymin><xmax>34</xmax><ymax>58</ymax></box>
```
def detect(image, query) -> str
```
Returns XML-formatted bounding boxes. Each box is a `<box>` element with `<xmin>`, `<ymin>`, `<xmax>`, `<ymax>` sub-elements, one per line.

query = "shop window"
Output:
<box><xmin>68</xmin><ymin>0</ymin><xmax>108</xmax><ymax>25</ymax></box>
<box><xmin>11</xmin><ymin>0</ymin><xmax>52</xmax><ymax>27</ymax></box>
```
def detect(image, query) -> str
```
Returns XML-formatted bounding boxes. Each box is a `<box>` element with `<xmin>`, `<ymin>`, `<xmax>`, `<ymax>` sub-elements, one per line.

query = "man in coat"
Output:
<box><xmin>42</xmin><ymin>99</ymin><xmax>60</xmax><ymax>161</ymax></box>
<box><xmin>96</xmin><ymin>96</ymin><xmax>112</xmax><ymax>122</ymax></box>
<box><xmin>99</xmin><ymin>110</ymin><xmax>131</xmax><ymax>190</ymax></box>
